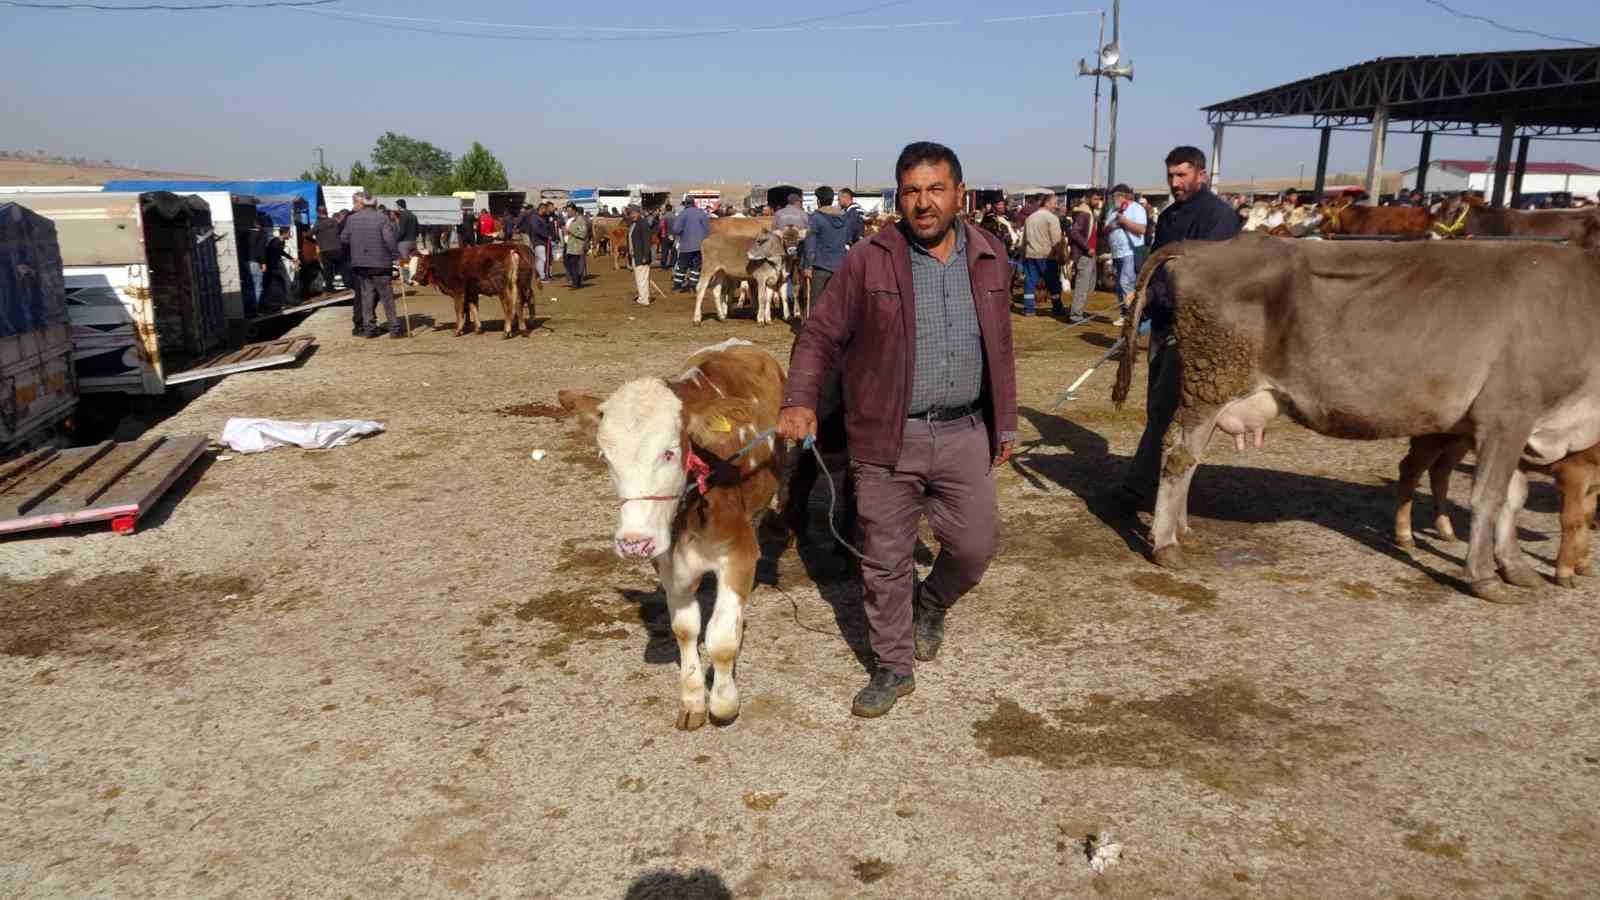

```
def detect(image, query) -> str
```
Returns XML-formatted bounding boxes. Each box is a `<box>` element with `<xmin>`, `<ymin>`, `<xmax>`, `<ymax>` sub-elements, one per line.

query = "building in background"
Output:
<box><xmin>1401</xmin><ymin>160</ymin><xmax>1600</xmax><ymax>205</ymax></box>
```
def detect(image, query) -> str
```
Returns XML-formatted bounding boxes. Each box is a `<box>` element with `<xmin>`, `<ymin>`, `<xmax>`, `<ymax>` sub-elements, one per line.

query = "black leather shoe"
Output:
<box><xmin>851</xmin><ymin>670</ymin><xmax>915</xmax><ymax>718</ymax></box>
<box><xmin>914</xmin><ymin>600</ymin><xmax>947</xmax><ymax>662</ymax></box>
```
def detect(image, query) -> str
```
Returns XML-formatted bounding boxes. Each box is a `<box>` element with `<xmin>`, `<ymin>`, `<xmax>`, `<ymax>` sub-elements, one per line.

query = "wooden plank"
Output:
<box><xmin>25</xmin><ymin>439</ymin><xmax>164</xmax><ymax>517</ymax></box>
<box><xmin>249</xmin><ymin>290</ymin><xmax>354</xmax><ymax>323</ymax></box>
<box><xmin>0</xmin><ymin>441</ymin><xmax>114</xmax><ymax>518</ymax></box>
<box><xmin>163</xmin><ymin>335</ymin><xmax>315</xmax><ymax>386</ymax></box>
<box><xmin>90</xmin><ymin>435</ymin><xmax>208</xmax><ymax>512</ymax></box>
<box><xmin>0</xmin><ymin>447</ymin><xmax>56</xmax><ymax>489</ymax></box>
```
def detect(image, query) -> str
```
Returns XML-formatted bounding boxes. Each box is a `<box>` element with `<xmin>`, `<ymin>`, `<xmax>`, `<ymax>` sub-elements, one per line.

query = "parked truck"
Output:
<box><xmin>0</xmin><ymin>202</ymin><xmax>76</xmax><ymax>454</ymax></box>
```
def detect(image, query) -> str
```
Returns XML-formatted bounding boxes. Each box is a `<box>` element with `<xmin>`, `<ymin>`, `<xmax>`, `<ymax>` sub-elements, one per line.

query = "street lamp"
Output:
<box><xmin>852</xmin><ymin>157</ymin><xmax>862</xmax><ymax>191</ymax></box>
<box><xmin>1077</xmin><ymin>0</ymin><xmax>1133</xmax><ymax>209</ymax></box>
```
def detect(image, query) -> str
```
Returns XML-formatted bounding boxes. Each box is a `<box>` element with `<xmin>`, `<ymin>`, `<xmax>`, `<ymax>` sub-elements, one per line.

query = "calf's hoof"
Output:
<box><xmin>1576</xmin><ymin>561</ymin><xmax>1593</xmax><ymax>577</ymax></box>
<box><xmin>1152</xmin><ymin>545</ymin><xmax>1187</xmax><ymax>569</ymax></box>
<box><xmin>1396</xmin><ymin>532</ymin><xmax>1416</xmax><ymax>549</ymax></box>
<box><xmin>1557</xmin><ymin>575</ymin><xmax>1578</xmax><ymax>589</ymax></box>
<box><xmin>1499</xmin><ymin>563</ymin><xmax>1541</xmax><ymax>589</ymax></box>
<box><xmin>1472</xmin><ymin>578</ymin><xmax>1530</xmax><ymax>604</ymax></box>
<box><xmin>501</xmin><ymin>332</ymin><xmax>514</xmax><ymax>340</ymax></box>
<box><xmin>675</xmin><ymin>708</ymin><xmax>707</xmax><ymax>731</ymax></box>
<box><xmin>708</xmin><ymin>708</ymin><xmax>739</xmax><ymax>728</ymax></box>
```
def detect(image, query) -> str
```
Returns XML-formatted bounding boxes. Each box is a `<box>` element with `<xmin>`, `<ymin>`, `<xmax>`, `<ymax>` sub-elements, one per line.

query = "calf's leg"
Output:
<box><xmin>452</xmin><ymin>292</ymin><xmax>468</xmax><ymax>336</ymax></box>
<box><xmin>1394</xmin><ymin>435</ymin><xmax>1455</xmax><ymax>547</ymax></box>
<box><xmin>1429</xmin><ymin>439</ymin><xmax>1470</xmax><ymax>541</ymax></box>
<box><xmin>499</xmin><ymin>283</ymin><xmax>517</xmax><ymax>339</ymax></box>
<box><xmin>706</xmin><ymin>527</ymin><xmax>757</xmax><ymax>725</ymax></box>
<box><xmin>1553</xmin><ymin>459</ymin><xmax>1596</xmax><ymax>587</ymax></box>
<box><xmin>657</xmin><ymin>553</ymin><xmax>709</xmax><ymax>730</ymax></box>
<box><xmin>693</xmin><ymin>273</ymin><xmax>710</xmax><ymax>325</ymax></box>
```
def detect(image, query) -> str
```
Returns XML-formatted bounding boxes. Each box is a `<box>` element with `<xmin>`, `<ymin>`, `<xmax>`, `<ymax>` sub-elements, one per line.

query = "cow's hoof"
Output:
<box><xmin>1577</xmin><ymin>561</ymin><xmax>1593</xmax><ymax>577</ymax></box>
<box><xmin>1152</xmin><ymin>545</ymin><xmax>1187</xmax><ymax>569</ymax></box>
<box><xmin>1557</xmin><ymin>575</ymin><xmax>1578</xmax><ymax>589</ymax></box>
<box><xmin>675</xmin><ymin>708</ymin><xmax>707</xmax><ymax>731</ymax></box>
<box><xmin>1437</xmin><ymin>526</ymin><xmax>1460</xmax><ymax>543</ymax></box>
<box><xmin>502</xmin><ymin>332</ymin><xmax>514</xmax><ymax>340</ymax></box>
<box><xmin>708</xmin><ymin>709</ymin><xmax>739</xmax><ymax>728</ymax></box>
<box><xmin>1397</xmin><ymin>533</ymin><xmax>1416</xmax><ymax>549</ymax></box>
<box><xmin>1500</xmin><ymin>563</ymin><xmax>1541</xmax><ymax>589</ymax></box>
<box><xmin>1472</xmin><ymin>578</ymin><xmax>1529</xmax><ymax>604</ymax></box>
<box><xmin>453</xmin><ymin>330</ymin><xmax>466</xmax><ymax>337</ymax></box>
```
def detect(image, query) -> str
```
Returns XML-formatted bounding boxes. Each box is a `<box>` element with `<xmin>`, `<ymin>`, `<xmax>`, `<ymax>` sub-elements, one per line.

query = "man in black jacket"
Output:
<box><xmin>1122</xmin><ymin>145</ymin><xmax>1241</xmax><ymax>502</ymax></box>
<box><xmin>394</xmin><ymin>199</ymin><xmax>420</xmax><ymax>286</ymax></box>
<box><xmin>627</xmin><ymin>205</ymin><xmax>653</xmax><ymax>306</ymax></box>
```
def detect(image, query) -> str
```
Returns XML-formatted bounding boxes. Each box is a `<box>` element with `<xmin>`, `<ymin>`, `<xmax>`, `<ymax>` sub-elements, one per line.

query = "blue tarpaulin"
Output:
<box><xmin>0</xmin><ymin>203</ymin><xmax>66</xmax><ymax>340</ymax></box>
<box><xmin>101</xmin><ymin>180</ymin><xmax>326</xmax><ymax>224</ymax></box>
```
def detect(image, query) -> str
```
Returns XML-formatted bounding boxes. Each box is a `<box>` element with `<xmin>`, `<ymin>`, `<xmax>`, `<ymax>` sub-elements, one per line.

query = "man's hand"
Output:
<box><xmin>802</xmin><ymin>267</ymin><xmax>813</xmax><ymax>279</ymax></box>
<box><xmin>992</xmin><ymin>440</ymin><xmax>1014</xmax><ymax>469</ymax></box>
<box><xmin>776</xmin><ymin>406</ymin><xmax>817</xmax><ymax>443</ymax></box>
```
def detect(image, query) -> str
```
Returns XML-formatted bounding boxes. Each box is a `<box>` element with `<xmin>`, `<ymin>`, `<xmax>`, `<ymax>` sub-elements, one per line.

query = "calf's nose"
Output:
<box><xmin>615</xmin><ymin>534</ymin><xmax>656</xmax><ymax>559</ymax></box>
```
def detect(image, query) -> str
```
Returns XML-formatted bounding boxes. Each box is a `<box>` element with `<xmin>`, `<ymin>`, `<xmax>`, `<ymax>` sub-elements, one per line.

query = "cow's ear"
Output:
<box><xmin>558</xmin><ymin>390</ymin><xmax>603</xmax><ymax>438</ymax></box>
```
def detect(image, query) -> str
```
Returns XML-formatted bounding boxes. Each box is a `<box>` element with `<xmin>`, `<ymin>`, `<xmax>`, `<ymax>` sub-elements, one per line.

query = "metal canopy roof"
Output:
<box><xmin>1204</xmin><ymin>48</ymin><xmax>1600</xmax><ymax>140</ymax></box>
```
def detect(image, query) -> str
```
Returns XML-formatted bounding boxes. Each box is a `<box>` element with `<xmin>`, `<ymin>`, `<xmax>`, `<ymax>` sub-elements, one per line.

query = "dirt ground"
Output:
<box><xmin>4</xmin><ymin>256</ymin><xmax>1599</xmax><ymax>899</ymax></box>
<box><xmin>0</xmin><ymin>158</ymin><xmax>212</xmax><ymax>189</ymax></box>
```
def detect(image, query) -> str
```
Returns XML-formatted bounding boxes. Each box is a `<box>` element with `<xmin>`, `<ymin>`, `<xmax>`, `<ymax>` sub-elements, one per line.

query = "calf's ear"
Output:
<box><xmin>557</xmin><ymin>390</ymin><xmax>603</xmax><ymax>439</ymax></box>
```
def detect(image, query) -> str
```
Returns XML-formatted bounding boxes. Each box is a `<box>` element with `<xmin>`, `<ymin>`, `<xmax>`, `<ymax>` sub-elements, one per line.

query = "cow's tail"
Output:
<box><xmin>1111</xmin><ymin>244</ymin><xmax>1186</xmax><ymax>409</ymax></box>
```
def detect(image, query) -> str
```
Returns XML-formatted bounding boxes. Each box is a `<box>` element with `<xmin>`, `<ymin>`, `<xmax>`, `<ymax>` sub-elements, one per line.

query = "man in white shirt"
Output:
<box><xmin>1104</xmin><ymin>183</ymin><xmax>1147</xmax><ymax>324</ymax></box>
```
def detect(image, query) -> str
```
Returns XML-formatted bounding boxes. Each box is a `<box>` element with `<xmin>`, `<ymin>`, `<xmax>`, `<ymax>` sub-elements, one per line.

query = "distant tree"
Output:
<box><xmin>368</xmin><ymin>169</ymin><xmax>425</xmax><ymax>196</ymax></box>
<box><xmin>370</xmin><ymin>132</ymin><xmax>453</xmax><ymax>186</ymax></box>
<box><xmin>347</xmin><ymin>161</ymin><xmax>372</xmax><ymax>186</ymax></box>
<box><xmin>453</xmin><ymin>142</ymin><xmax>509</xmax><ymax>191</ymax></box>
<box><xmin>298</xmin><ymin>163</ymin><xmax>341</xmax><ymax>184</ymax></box>
<box><xmin>426</xmin><ymin>173</ymin><xmax>457</xmax><ymax>196</ymax></box>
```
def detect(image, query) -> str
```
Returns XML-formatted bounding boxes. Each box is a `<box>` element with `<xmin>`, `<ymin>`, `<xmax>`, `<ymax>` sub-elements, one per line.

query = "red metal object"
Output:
<box><xmin>110</xmin><ymin>515</ymin><xmax>137</xmax><ymax>535</ymax></box>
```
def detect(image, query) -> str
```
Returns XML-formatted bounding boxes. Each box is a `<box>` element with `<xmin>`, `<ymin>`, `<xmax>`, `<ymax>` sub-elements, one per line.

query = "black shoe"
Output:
<box><xmin>351</xmin><ymin>325</ymin><xmax>363</xmax><ymax>336</ymax></box>
<box><xmin>389</xmin><ymin>329</ymin><xmax>405</xmax><ymax>339</ymax></box>
<box><xmin>360</xmin><ymin>328</ymin><xmax>382</xmax><ymax>339</ymax></box>
<box><xmin>851</xmin><ymin>670</ymin><xmax>915</xmax><ymax>718</ymax></box>
<box><xmin>914</xmin><ymin>600</ymin><xmax>947</xmax><ymax>662</ymax></box>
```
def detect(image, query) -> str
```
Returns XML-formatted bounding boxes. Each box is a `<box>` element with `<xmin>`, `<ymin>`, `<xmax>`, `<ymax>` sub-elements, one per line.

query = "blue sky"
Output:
<box><xmin>3</xmin><ymin>0</ymin><xmax>1598</xmax><ymax>188</ymax></box>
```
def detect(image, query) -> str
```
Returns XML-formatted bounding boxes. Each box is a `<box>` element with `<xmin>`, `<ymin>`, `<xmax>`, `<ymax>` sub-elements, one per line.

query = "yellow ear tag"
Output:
<box><xmin>707</xmin><ymin>416</ymin><xmax>733</xmax><ymax>433</ymax></box>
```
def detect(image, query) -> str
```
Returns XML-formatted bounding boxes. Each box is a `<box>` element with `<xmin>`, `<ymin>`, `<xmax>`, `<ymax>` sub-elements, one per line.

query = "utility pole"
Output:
<box><xmin>1299</xmin><ymin>162</ymin><xmax>1305</xmax><ymax>188</ymax></box>
<box><xmin>852</xmin><ymin>157</ymin><xmax>862</xmax><ymax>191</ymax></box>
<box><xmin>1087</xmin><ymin>9</ymin><xmax>1105</xmax><ymax>189</ymax></box>
<box><xmin>1079</xmin><ymin>1</ymin><xmax>1131</xmax><ymax>209</ymax></box>
<box><xmin>313</xmin><ymin>147</ymin><xmax>325</xmax><ymax>172</ymax></box>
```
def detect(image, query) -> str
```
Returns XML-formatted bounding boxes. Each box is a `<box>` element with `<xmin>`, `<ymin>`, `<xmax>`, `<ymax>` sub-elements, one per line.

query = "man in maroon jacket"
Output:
<box><xmin>779</xmin><ymin>141</ymin><xmax>1018</xmax><ymax>718</ymax></box>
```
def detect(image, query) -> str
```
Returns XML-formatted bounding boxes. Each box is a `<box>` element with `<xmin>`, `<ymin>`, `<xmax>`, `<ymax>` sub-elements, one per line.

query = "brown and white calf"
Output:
<box><xmin>558</xmin><ymin>339</ymin><xmax>789</xmax><ymax>730</ymax></box>
<box><xmin>1395</xmin><ymin>435</ymin><xmax>1600</xmax><ymax>588</ymax></box>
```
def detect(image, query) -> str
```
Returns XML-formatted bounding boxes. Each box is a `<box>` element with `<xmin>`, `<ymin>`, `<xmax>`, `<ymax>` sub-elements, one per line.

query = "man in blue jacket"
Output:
<box><xmin>803</xmin><ymin>185</ymin><xmax>862</xmax><ymax>303</ymax></box>
<box><xmin>670</xmin><ymin>197</ymin><xmax>709</xmax><ymax>292</ymax></box>
<box><xmin>1122</xmin><ymin>145</ymin><xmax>1241</xmax><ymax>501</ymax></box>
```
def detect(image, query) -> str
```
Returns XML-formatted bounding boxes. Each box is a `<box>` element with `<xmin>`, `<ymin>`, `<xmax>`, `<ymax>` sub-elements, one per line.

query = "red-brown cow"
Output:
<box><xmin>1434</xmin><ymin>195</ymin><xmax>1600</xmax><ymax>249</ymax></box>
<box><xmin>414</xmin><ymin>244</ymin><xmax>538</xmax><ymax>338</ymax></box>
<box><xmin>1321</xmin><ymin>204</ymin><xmax>1434</xmax><ymax>236</ymax></box>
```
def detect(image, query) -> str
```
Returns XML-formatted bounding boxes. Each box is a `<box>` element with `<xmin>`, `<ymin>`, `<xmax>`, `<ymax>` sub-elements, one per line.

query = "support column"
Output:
<box><xmin>1313</xmin><ymin>126</ymin><xmax>1331</xmax><ymax>199</ymax></box>
<box><xmin>1363</xmin><ymin>103</ymin><xmax>1390</xmax><ymax>204</ymax></box>
<box><xmin>1211</xmin><ymin>124</ymin><xmax>1225</xmax><ymax>191</ymax></box>
<box><xmin>1415</xmin><ymin>130</ymin><xmax>1433</xmax><ymax>195</ymax></box>
<box><xmin>1510</xmin><ymin>135</ymin><xmax>1531</xmax><ymax>207</ymax></box>
<box><xmin>1491</xmin><ymin>114</ymin><xmax>1516</xmax><ymax>208</ymax></box>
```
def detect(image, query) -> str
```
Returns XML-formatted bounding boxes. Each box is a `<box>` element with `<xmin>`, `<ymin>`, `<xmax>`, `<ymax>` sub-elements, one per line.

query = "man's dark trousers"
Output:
<box><xmin>659</xmin><ymin>237</ymin><xmax>676</xmax><ymax>270</ymax></box>
<box><xmin>354</xmin><ymin>266</ymin><xmax>398</xmax><ymax>334</ymax></box>
<box><xmin>322</xmin><ymin>249</ymin><xmax>349</xmax><ymax>292</ymax></box>
<box><xmin>673</xmin><ymin>250</ymin><xmax>701</xmax><ymax>291</ymax></box>
<box><xmin>810</xmin><ymin>266</ymin><xmax>834</xmax><ymax>304</ymax></box>
<box><xmin>348</xmin><ymin>268</ymin><xmax>365</xmax><ymax>329</ymax></box>
<box><xmin>1125</xmin><ymin>329</ymin><xmax>1181</xmax><ymax>495</ymax></box>
<box><xmin>566</xmin><ymin>253</ymin><xmax>587</xmax><ymax>289</ymax></box>
<box><xmin>849</xmin><ymin>413</ymin><xmax>1000</xmax><ymax>675</ymax></box>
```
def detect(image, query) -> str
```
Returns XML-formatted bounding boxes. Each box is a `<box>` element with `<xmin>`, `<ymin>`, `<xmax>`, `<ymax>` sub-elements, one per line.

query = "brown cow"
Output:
<box><xmin>1395</xmin><ymin>436</ymin><xmax>1600</xmax><ymax>588</ymax></box>
<box><xmin>414</xmin><ymin>244</ymin><xmax>538</xmax><ymax>338</ymax></box>
<box><xmin>1321</xmin><ymin>203</ymin><xmax>1434</xmax><ymax>236</ymax></box>
<box><xmin>1112</xmin><ymin>235</ymin><xmax>1600</xmax><ymax>602</ymax></box>
<box><xmin>558</xmin><ymin>339</ymin><xmax>789</xmax><ymax>730</ymax></box>
<box><xmin>1434</xmin><ymin>195</ymin><xmax>1600</xmax><ymax>249</ymax></box>
<box><xmin>591</xmin><ymin>217</ymin><xmax>622</xmax><ymax>256</ymax></box>
<box><xmin>693</xmin><ymin>230</ymin><xmax>791</xmax><ymax>325</ymax></box>
<box><xmin>708</xmin><ymin>216</ymin><xmax>774</xmax><ymax>239</ymax></box>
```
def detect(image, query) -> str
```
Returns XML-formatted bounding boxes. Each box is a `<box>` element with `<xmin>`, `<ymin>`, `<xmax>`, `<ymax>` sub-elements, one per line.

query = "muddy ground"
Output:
<box><xmin>3</xmin><ymin>257</ymin><xmax>1598</xmax><ymax>898</ymax></box>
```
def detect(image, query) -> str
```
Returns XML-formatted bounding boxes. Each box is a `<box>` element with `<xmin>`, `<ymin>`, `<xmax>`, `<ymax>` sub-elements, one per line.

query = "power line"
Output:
<box><xmin>1419</xmin><ymin>0</ymin><xmax>1597</xmax><ymax>47</ymax></box>
<box><xmin>2</xmin><ymin>0</ymin><xmax>335</xmax><ymax>8</ymax></box>
<box><xmin>290</xmin><ymin>3</ymin><xmax>1100</xmax><ymax>41</ymax></box>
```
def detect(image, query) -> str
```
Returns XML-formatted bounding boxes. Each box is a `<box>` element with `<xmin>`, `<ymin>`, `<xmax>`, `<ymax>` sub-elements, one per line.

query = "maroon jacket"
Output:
<box><xmin>784</xmin><ymin>222</ymin><xmax>1018</xmax><ymax>467</ymax></box>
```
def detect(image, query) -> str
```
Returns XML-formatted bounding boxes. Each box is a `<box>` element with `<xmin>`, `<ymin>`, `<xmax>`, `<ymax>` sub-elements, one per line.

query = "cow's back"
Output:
<box><xmin>709</xmin><ymin>217</ymin><xmax>773</xmax><ymax>239</ymax></box>
<box><xmin>687</xmin><ymin>346</ymin><xmax>785</xmax><ymax>419</ymax></box>
<box><xmin>1166</xmin><ymin>237</ymin><xmax>1600</xmax><ymax>438</ymax></box>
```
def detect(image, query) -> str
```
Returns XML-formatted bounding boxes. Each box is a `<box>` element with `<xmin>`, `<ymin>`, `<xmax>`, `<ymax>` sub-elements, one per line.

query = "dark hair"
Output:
<box><xmin>895</xmin><ymin>141</ymin><xmax>963</xmax><ymax>187</ymax></box>
<box><xmin>1164</xmin><ymin>145</ymin><xmax>1207</xmax><ymax>171</ymax></box>
<box><xmin>395</xmin><ymin>198</ymin><xmax>407</xmax><ymax>209</ymax></box>
<box><xmin>815</xmin><ymin>185</ymin><xmax>834</xmax><ymax>207</ymax></box>
<box><xmin>1111</xmin><ymin>183</ymin><xmax>1133</xmax><ymax>196</ymax></box>
<box><xmin>838</xmin><ymin>187</ymin><xmax>854</xmax><ymax>197</ymax></box>
<box><xmin>786</xmin><ymin>192</ymin><xmax>802</xmax><ymax>206</ymax></box>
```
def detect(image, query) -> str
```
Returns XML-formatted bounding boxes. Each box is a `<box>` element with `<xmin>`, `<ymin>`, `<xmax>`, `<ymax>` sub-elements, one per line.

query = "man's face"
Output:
<box><xmin>839</xmin><ymin>191</ymin><xmax>853</xmax><ymax>207</ymax></box>
<box><xmin>1167</xmin><ymin>162</ymin><xmax>1205</xmax><ymax>203</ymax></box>
<box><xmin>1089</xmin><ymin>194</ymin><xmax>1103</xmax><ymax>210</ymax></box>
<box><xmin>896</xmin><ymin>161</ymin><xmax>963</xmax><ymax>244</ymax></box>
<box><xmin>1043</xmin><ymin>195</ymin><xmax>1058</xmax><ymax>212</ymax></box>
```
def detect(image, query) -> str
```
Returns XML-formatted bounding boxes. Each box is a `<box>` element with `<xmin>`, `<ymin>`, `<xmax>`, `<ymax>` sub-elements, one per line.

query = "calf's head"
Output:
<box><xmin>559</xmin><ymin>380</ymin><xmax>691</xmax><ymax>560</ymax></box>
<box><xmin>413</xmin><ymin>254</ymin><xmax>436</xmax><ymax>287</ymax></box>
